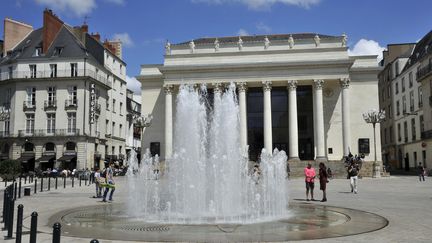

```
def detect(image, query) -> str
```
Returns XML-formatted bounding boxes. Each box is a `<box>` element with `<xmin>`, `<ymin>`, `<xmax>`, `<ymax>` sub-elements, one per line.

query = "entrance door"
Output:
<box><xmin>404</xmin><ymin>153</ymin><xmax>410</xmax><ymax>171</ymax></box>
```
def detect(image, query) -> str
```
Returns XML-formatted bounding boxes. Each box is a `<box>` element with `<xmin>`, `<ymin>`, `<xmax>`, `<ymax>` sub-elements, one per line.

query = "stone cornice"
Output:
<box><xmin>160</xmin><ymin>59</ymin><xmax>354</xmax><ymax>73</ymax></box>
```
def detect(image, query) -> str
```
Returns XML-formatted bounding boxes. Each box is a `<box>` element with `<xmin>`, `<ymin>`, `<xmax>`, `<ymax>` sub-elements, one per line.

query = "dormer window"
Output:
<box><xmin>33</xmin><ymin>47</ymin><xmax>42</xmax><ymax>57</ymax></box>
<box><xmin>53</xmin><ymin>47</ymin><xmax>63</xmax><ymax>57</ymax></box>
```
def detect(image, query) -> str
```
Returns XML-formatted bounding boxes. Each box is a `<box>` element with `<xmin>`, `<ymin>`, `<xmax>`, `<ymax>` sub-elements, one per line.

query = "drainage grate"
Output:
<box><xmin>118</xmin><ymin>225</ymin><xmax>170</xmax><ymax>232</ymax></box>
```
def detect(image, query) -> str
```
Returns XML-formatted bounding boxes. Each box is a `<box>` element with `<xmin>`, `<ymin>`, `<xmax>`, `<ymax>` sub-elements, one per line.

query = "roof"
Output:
<box><xmin>403</xmin><ymin>30</ymin><xmax>432</xmax><ymax>72</ymax></box>
<box><xmin>174</xmin><ymin>33</ymin><xmax>340</xmax><ymax>45</ymax></box>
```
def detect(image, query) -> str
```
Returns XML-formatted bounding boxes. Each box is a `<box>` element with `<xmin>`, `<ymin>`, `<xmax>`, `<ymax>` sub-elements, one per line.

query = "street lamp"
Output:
<box><xmin>133</xmin><ymin>114</ymin><xmax>153</xmax><ymax>159</ymax></box>
<box><xmin>362</xmin><ymin>109</ymin><xmax>386</xmax><ymax>178</ymax></box>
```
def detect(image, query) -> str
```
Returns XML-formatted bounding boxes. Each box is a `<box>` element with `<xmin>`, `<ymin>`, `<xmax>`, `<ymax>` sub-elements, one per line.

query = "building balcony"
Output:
<box><xmin>44</xmin><ymin>99</ymin><xmax>57</xmax><ymax>111</ymax></box>
<box><xmin>0</xmin><ymin>69</ymin><xmax>112</xmax><ymax>88</ymax></box>
<box><xmin>65</xmin><ymin>99</ymin><xmax>78</xmax><ymax>110</ymax></box>
<box><xmin>23</xmin><ymin>101</ymin><xmax>36</xmax><ymax>111</ymax></box>
<box><xmin>18</xmin><ymin>129</ymin><xmax>81</xmax><ymax>137</ymax></box>
<box><xmin>416</xmin><ymin>63</ymin><xmax>432</xmax><ymax>81</ymax></box>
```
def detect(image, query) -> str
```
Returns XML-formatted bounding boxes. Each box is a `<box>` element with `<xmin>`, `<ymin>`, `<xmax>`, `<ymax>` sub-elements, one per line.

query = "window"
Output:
<box><xmin>26</xmin><ymin>87</ymin><xmax>36</xmax><ymax>106</ymax></box>
<box><xmin>420</xmin><ymin>115</ymin><xmax>424</xmax><ymax>132</ymax></box>
<box><xmin>113</xmin><ymin>79</ymin><xmax>116</xmax><ymax>90</ymax></box>
<box><xmin>50</xmin><ymin>64</ymin><xmax>57</xmax><ymax>77</ymax></box>
<box><xmin>53</xmin><ymin>47</ymin><xmax>63</xmax><ymax>57</ymax></box>
<box><xmin>404</xmin><ymin>121</ymin><xmax>408</xmax><ymax>142</ymax></box>
<box><xmin>384</xmin><ymin>128</ymin><xmax>387</xmax><ymax>144</ymax></box>
<box><xmin>119</xmin><ymin>146</ymin><xmax>122</xmax><ymax>155</ymax></box>
<box><xmin>387</xmin><ymin>85</ymin><xmax>390</xmax><ymax>98</ymax></box>
<box><xmin>106</xmin><ymin>98</ymin><xmax>110</xmax><ymax>110</ymax></box>
<box><xmin>402</xmin><ymin>96</ymin><xmax>406</xmax><ymax>114</ymax></box>
<box><xmin>119</xmin><ymin>124</ymin><xmax>122</xmax><ymax>137</ymax></box>
<box><xmin>389</xmin><ymin>125</ymin><xmax>393</xmax><ymax>142</ymax></box>
<box><xmin>395</xmin><ymin>61</ymin><xmax>399</xmax><ymax>76</ymax></box>
<box><xmin>95</xmin><ymin>116</ymin><xmax>99</xmax><ymax>133</ymax></box>
<box><xmin>68</xmin><ymin>86</ymin><xmax>77</xmax><ymax>105</ymax></box>
<box><xmin>106</xmin><ymin>119</ymin><xmax>109</xmax><ymax>133</ymax></box>
<box><xmin>402</xmin><ymin>77</ymin><xmax>406</xmax><ymax>92</ymax></box>
<box><xmin>67</xmin><ymin>113</ymin><xmax>76</xmax><ymax>133</ymax></box>
<box><xmin>411</xmin><ymin>118</ymin><xmax>416</xmax><ymax>141</ymax></box>
<box><xmin>4</xmin><ymin>118</ymin><xmax>10</xmax><ymax>135</ymax></box>
<box><xmin>409</xmin><ymin>72</ymin><xmax>413</xmax><ymax>88</ymax></box>
<box><xmin>397</xmin><ymin>123</ymin><xmax>401</xmax><ymax>141</ymax></box>
<box><xmin>409</xmin><ymin>91</ymin><xmax>414</xmax><ymax>112</ymax></box>
<box><xmin>26</xmin><ymin>114</ymin><xmax>35</xmax><ymax>134</ymax></box>
<box><xmin>418</xmin><ymin>86</ymin><xmax>423</xmax><ymax>107</ymax></box>
<box><xmin>8</xmin><ymin>66</ymin><xmax>13</xmax><ymax>79</ymax></box>
<box><xmin>112</xmin><ymin>122</ymin><xmax>115</xmax><ymax>136</ymax></box>
<box><xmin>120</xmin><ymin>64</ymin><xmax>123</xmax><ymax>74</ymax></box>
<box><xmin>48</xmin><ymin>87</ymin><xmax>56</xmax><ymax>106</ymax></box>
<box><xmin>396</xmin><ymin>101</ymin><xmax>400</xmax><ymax>116</ymax></box>
<box><xmin>112</xmin><ymin>99</ymin><xmax>116</xmax><ymax>113</ymax></box>
<box><xmin>111</xmin><ymin>146</ymin><xmax>115</xmax><ymax>155</ymax></box>
<box><xmin>47</xmin><ymin>113</ymin><xmax>56</xmax><ymax>134</ymax></box>
<box><xmin>388</xmin><ymin>105</ymin><xmax>392</xmax><ymax>119</ymax></box>
<box><xmin>29</xmin><ymin>65</ymin><xmax>37</xmax><ymax>78</ymax></box>
<box><xmin>395</xmin><ymin>82</ymin><xmax>399</xmax><ymax>94</ymax></box>
<box><xmin>70</xmin><ymin>63</ymin><xmax>78</xmax><ymax>77</ymax></box>
<box><xmin>119</xmin><ymin>102</ymin><xmax>123</xmax><ymax>115</ymax></box>
<box><xmin>33</xmin><ymin>47</ymin><xmax>42</xmax><ymax>57</ymax></box>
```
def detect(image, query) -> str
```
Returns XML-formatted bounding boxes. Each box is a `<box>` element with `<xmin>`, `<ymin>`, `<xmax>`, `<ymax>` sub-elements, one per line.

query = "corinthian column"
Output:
<box><xmin>262</xmin><ymin>81</ymin><xmax>273</xmax><ymax>154</ymax></box>
<box><xmin>238</xmin><ymin>82</ymin><xmax>248</xmax><ymax>152</ymax></box>
<box><xmin>288</xmin><ymin>80</ymin><xmax>300</xmax><ymax>162</ymax></box>
<box><xmin>164</xmin><ymin>85</ymin><xmax>174</xmax><ymax>160</ymax></box>
<box><xmin>314</xmin><ymin>79</ymin><xmax>327</xmax><ymax>162</ymax></box>
<box><xmin>340</xmin><ymin>78</ymin><xmax>351</xmax><ymax>157</ymax></box>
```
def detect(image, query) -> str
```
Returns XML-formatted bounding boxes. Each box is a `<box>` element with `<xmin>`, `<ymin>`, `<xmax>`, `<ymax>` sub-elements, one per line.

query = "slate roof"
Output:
<box><xmin>402</xmin><ymin>30</ymin><xmax>432</xmax><ymax>72</ymax></box>
<box><xmin>174</xmin><ymin>33</ymin><xmax>340</xmax><ymax>45</ymax></box>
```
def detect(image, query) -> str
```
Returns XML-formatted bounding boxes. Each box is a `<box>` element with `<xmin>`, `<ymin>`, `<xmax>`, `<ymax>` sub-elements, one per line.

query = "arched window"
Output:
<box><xmin>65</xmin><ymin>142</ymin><xmax>76</xmax><ymax>151</ymax></box>
<box><xmin>24</xmin><ymin>142</ymin><xmax>34</xmax><ymax>152</ymax></box>
<box><xmin>45</xmin><ymin>142</ymin><xmax>55</xmax><ymax>152</ymax></box>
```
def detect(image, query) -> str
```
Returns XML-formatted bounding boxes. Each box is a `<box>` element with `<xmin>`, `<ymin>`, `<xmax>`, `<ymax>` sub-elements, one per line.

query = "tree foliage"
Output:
<box><xmin>0</xmin><ymin>160</ymin><xmax>21</xmax><ymax>181</ymax></box>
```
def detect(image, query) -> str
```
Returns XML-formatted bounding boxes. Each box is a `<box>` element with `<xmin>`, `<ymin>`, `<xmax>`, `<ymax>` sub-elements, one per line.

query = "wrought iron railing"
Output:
<box><xmin>65</xmin><ymin>99</ymin><xmax>78</xmax><ymax>109</ymax></box>
<box><xmin>18</xmin><ymin>129</ymin><xmax>81</xmax><ymax>137</ymax></box>
<box><xmin>44</xmin><ymin>99</ymin><xmax>57</xmax><ymax>109</ymax></box>
<box><xmin>416</xmin><ymin>63</ymin><xmax>432</xmax><ymax>80</ymax></box>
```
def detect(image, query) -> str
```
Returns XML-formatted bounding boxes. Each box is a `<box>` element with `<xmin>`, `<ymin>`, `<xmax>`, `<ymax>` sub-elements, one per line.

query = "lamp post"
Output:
<box><xmin>133</xmin><ymin>114</ymin><xmax>153</xmax><ymax>158</ymax></box>
<box><xmin>362</xmin><ymin>109</ymin><xmax>385</xmax><ymax>178</ymax></box>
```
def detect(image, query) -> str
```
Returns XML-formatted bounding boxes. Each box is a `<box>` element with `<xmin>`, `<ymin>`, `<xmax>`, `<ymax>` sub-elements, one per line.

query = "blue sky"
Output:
<box><xmin>2</xmin><ymin>0</ymin><xmax>432</xmax><ymax>93</ymax></box>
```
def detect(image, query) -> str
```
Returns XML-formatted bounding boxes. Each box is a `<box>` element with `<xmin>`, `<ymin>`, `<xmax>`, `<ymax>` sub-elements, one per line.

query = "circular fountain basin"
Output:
<box><xmin>50</xmin><ymin>202</ymin><xmax>387</xmax><ymax>241</ymax></box>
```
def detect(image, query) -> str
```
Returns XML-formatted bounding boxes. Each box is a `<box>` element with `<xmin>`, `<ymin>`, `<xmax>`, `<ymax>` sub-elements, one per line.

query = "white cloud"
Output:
<box><xmin>113</xmin><ymin>33</ymin><xmax>134</xmax><ymax>47</ymax></box>
<box><xmin>191</xmin><ymin>0</ymin><xmax>320</xmax><ymax>10</ymax></box>
<box><xmin>237</xmin><ymin>28</ymin><xmax>249</xmax><ymax>36</ymax></box>
<box><xmin>126</xmin><ymin>75</ymin><xmax>141</xmax><ymax>95</ymax></box>
<box><xmin>35</xmin><ymin>0</ymin><xmax>97</xmax><ymax>17</ymax></box>
<box><xmin>104</xmin><ymin>0</ymin><xmax>125</xmax><ymax>4</ymax></box>
<box><xmin>348</xmin><ymin>39</ymin><xmax>385</xmax><ymax>61</ymax></box>
<box><xmin>256</xmin><ymin>22</ymin><xmax>271</xmax><ymax>33</ymax></box>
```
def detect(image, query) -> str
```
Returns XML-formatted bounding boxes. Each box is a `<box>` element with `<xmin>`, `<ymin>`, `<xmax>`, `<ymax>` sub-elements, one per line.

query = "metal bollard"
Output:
<box><xmin>48</xmin><ymin>177</ymin><xmax>51</xmax><ymax>191</ymax></box>
<box><xmin>52</xmin><ymin>222</ymin><xmax>61</xmax><ymax>243</ymax></box>
<box><xmin>18</xmin><ymin>179</ymin><xmax>22</xmax><ymax>199</ymax></box>
<box><xmin>72</xmin><ymin>176</ymin><xmax>74</xmax><ymax>188</ymax></box>
<box><xmin>63</xmin><ymin>177</ymin><xmax>66</xmax><ymax>189</ymax></box>
<box><xmin>34</xmin><ymin>179</ymin><xmax>37</xmax><ymax>194</ymax></box>
<box><xmin>14</xmin><ymin>182</ymin><xmax>17</xmax><ymax>200</ymax></box>
<box><xmin>29</xmin><ymin>212</ymin><xmax>38</xmax><ymax>243</ymax></box>
<box><xmin>24</xmin><ymin>176</ymin><xmax>27</xmax><ymax>184</ymax></box>
<box><xmin>2</xmin><ymin>188</ymin><xmax>7</xmax><ymax>223</ymax></box>
<box><xmin>2</xmin><ymin>188</ymin><xmax>10</xmax><ymax>229</ymax></box>
<box><xmin>79</xmin><ymin>176</ymin><xmax>82</xmax><ymax>187</ymax></box>
<box><xmin>4</xmin><ymin>179</ymin><xmax>6</xmax><ymax>187</ymax></box>
<box><xmin>15</xmin><ymin>204</ymin><xmax>23</xmax><ymax>243</ymax></box>
<box><xmin>90</xmin><ymin>240</ymin><xmax>99</xmax><ymax>243</ymax></box>
<box><xmin>55</xmin><ymin>177</ymin><xmax>58</xmax><ymax>190</ymax></box>
<box><xmin>6</xmin><ymin>197</ymin><xmax>14</xmax><ymax>239</ymax></box>
<box><xmin>40</xmin><ymin>177</ymin><xmax>44</xmax><ymax>192</ymax></box>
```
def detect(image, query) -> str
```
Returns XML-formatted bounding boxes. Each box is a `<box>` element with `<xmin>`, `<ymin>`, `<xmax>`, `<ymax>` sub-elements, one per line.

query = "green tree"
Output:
<box><xmin>0</xmin><ymin>160</ymin><xmax>21</xmax><ymax>181</ymax></box>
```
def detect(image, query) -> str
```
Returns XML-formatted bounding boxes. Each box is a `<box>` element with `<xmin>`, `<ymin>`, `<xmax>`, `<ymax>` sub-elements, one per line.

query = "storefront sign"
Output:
<box><xmin>90</xmin><ymin>83</ymin><xmax>96</xmax><ymax>124</ymax></box>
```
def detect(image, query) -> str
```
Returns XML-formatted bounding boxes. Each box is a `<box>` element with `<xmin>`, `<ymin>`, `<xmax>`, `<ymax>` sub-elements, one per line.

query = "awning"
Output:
<box><xmin>17</xmin><ymin>154</ymin><xmax>35</xmax><ymax>163</ymax></box>
<box><xmin>57</xmin><ymin>155</ymin><xmax>76</xmax><ymax>162</ymax></box>
<box><xmin>36</xmin><ymin>155</ymin><xmax>55</xmax><ymax>163</ymax></box>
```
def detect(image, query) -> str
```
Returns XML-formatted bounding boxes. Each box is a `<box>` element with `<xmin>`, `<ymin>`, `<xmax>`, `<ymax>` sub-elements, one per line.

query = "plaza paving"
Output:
<box><xmin>1</xmin><ymin>175</ymin><xmax>431</xmax><ymax>242</ymax></box>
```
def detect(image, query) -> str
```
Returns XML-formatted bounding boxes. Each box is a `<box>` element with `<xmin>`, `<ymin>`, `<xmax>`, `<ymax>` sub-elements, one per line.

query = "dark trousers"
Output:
<box><xmin>103</xmin><ymin>182</ymin><xmax>115</xmax><ymax>201</ymax></box>
<box><xmin>419</xmin><ymin>173</ymin><xmax>425</xmax><ymax>181</ymax></box>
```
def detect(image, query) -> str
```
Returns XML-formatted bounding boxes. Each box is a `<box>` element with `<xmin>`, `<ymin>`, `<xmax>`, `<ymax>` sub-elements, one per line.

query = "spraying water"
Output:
<box><xmin>127</xmin><ymin>83</ymin><xmax>289</xmax><ymax>224</ymax></box>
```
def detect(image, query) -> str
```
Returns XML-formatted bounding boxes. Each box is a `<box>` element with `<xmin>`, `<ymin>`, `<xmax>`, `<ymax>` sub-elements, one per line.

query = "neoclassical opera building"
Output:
<box><xmin>137</xmin><ymin>33</ymin><xmax>382</xmax><ymax>166</ymax></box>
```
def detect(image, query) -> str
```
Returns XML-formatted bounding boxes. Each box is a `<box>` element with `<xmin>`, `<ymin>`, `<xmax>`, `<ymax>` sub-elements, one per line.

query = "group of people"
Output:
<box><xmin>93</xmin><ymin>162</ymin><xmax>116</xmax><ymax>202</ymax></box>
<box><xmin>304</xmin><ymin>163</ymin><xmax>329</xmax><ymax>202</ymax></box>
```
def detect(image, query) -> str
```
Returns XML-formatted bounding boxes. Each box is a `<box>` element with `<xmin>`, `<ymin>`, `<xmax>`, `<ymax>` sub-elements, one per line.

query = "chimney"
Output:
<box><xmin>43</xmin><ymin>8</ymin><xmax>64</xmax><ymax>54</ymax></box>
<box><xmin>103</xmin><ymin>39</ymin><xmax>122</xmax><ymax>59</ymax></box>
<box><xmin>81</xmin><ymin>24</ymin><xmax>88</xmax><ymax>33</ymax></box>
<box><xmin>91</xmin><ymin>32</ymin><xmax>100</xmax><ymax>41</ymax></box>
<box><xmin>3</xmin><ymin>18</ymin><xmax>33</xmax><ymax>53</ymax></box>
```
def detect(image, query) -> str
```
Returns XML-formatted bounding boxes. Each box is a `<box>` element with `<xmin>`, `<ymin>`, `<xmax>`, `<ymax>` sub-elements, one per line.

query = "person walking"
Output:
<box><xmin>102</xmin><ymin>162</ymin><xmax>115</xmax><ymax>202</ymax></box>
<box><xmin>348</xmin><ymin>161</ymin><xmax>360</xmax><ymax>194</ymax></box>
<box><xmin>319</xmin><ymin>162</ymin><xmax>328</xmax><ymax>202</ymax></box>
<box><xmin>304</xmin><ymin>163</ymin><xmax>316</xmax><ymax>201</ymax></box>
<box><xmin>418</xmin><ymin>162</ymin><xmax>425</xmax><ymax>182</ymax></box>
<box><xmin>94</xmin><ymin>168</ymin><xmax>102</xmax><ymax>198</ymax></box>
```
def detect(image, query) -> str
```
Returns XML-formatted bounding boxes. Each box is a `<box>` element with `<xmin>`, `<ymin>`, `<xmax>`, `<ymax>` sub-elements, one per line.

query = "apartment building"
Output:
<box><xmin>0</xmin><ymin>9</ymin><xmax>127</xmax><ymax>171</ymax></box>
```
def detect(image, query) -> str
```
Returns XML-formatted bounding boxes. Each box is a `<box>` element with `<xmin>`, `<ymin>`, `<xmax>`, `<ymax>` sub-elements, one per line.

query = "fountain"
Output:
<box><xmin>126</xmin><ymin>83</ymin><xmax>289</xmax><ymax>224</ymax></box>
